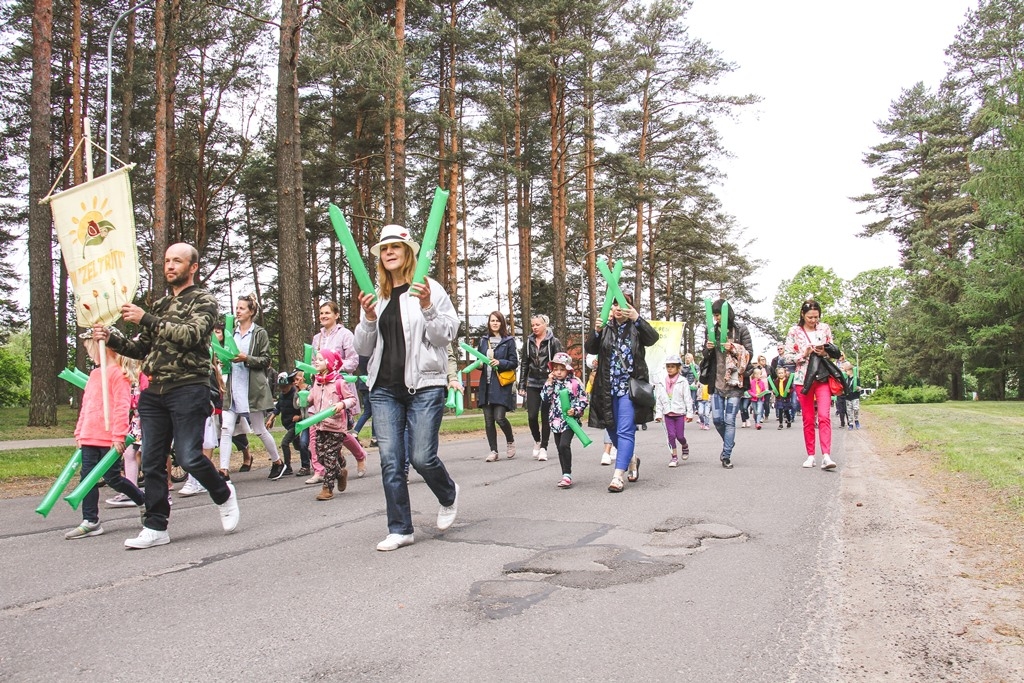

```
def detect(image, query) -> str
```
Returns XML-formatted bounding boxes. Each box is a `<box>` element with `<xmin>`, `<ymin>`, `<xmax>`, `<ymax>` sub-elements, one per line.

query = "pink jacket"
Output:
<box><xmin>309</xmin><ymin>374</ymin><xmax>359</xmax><ymax>433</ymax></box>
<box><xmin>75</xmin><ymin>364</ymin><xmax>132</xmax><ymax>447</ymax></box>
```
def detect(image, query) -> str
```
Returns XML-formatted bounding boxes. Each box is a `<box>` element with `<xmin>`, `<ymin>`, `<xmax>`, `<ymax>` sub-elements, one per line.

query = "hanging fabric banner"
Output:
<box><xmin>646</xmin><ymin>320</ymin><xmax>685</xmax><ymax>383</ymax></box>
<box><xmin>46</xmin><ymin>166</ymin><xmax>140</xmax><ymax>326</ymax></box>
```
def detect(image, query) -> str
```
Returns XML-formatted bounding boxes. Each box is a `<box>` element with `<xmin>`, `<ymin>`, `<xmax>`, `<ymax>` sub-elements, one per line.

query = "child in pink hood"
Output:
<box><xmin>309</xmin><ymin>349</ymin><xmax>367</xmax><ymax>500</ymax></box>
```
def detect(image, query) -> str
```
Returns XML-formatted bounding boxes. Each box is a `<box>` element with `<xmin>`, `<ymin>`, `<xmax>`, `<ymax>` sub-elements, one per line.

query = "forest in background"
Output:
<box><xmin>1</xmin><ymin>0</ymin><xmax>1022</xmax><ymax>424</ymax></box>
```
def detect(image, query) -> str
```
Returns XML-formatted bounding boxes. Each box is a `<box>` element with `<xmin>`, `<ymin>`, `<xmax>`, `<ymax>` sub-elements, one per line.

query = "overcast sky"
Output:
<box><xmin>686</xmin><ymin>0</ymin><xmax>977</xmax><ymax>350</ymax></box>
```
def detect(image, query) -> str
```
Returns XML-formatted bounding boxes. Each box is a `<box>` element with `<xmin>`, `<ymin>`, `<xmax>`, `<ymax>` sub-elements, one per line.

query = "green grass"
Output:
<box><xmin>0</xmin><ymin>447</ymin><xmax>79</xmax><ymax>483</ymax></box>
<box><xmin>351</xmin><ymin>407</ymin><xmax>532</xmax><ymax>439</ymax></box>
<box><xmin>0</xmin><ymin>406</ymin><xmax>79</xmax><ymax>441</ymax></box>
<box><xmin>865</xmin><ymin>402</ymin><xmax>1024</xmax><ymax>509</ymax></box>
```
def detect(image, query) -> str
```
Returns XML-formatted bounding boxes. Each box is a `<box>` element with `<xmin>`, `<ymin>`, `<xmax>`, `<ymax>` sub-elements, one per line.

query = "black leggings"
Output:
<box><xmin>482</xmin><ymin>404</ymin><xmax>515</xmax><ymax>452</ymax></box>
<box><xmin>526</xmin><ymin>386</ymin><xmax>551</xmax><ymax>448</ymax></box>
<box><xmin>554</xmin><ymin>429</ymin><xmax>575</xmax><ymax>476</ymax></box>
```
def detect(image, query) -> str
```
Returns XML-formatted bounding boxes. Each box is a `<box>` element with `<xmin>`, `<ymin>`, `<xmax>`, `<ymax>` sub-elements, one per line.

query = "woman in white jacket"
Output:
<box><xmin>654</xmin><ymin>354</ymin><xmax>694</xmax><ymax>468</ymax></box>
<box><xmin>355</xmin><ymin>224</ymin><xmax>461</xmax><ymax>552</ymax></box>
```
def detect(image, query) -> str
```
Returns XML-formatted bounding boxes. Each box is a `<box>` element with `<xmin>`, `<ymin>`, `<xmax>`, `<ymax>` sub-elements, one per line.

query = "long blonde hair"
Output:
<box><xmin>376</xmin><ymin>243</ymin><xmax>418</xmax><ymax>299</ymax></box>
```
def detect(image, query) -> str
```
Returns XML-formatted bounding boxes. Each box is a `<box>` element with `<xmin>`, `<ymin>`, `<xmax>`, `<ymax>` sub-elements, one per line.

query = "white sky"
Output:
<box><xmin>686</xmin><ymin>0</ymin><xmax>976</xmax><ymax>351</ymax></box>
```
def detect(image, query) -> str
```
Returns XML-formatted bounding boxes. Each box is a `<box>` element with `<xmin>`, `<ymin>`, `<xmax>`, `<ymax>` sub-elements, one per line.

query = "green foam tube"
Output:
<box><xmin>64</xmin><ymin>436</ymin><xmax>136</xmax><ymax>510</ymax></box>
<box><xmin>454</xmin><ymin>388</ymin><xmax>464</xmax><ymax>416</ymax></box>
<box><xmin>295</xmin><ymin>406</ymin><xmax>337</xmax><ymax>434</ymax></box>
<box><xmin>212</xmin><ymin>344</ymin><xmax>236</xmax><ymax>363</ymax></box>
<box><xmin>72</xmin><ymin>368</ymin><xmax>90</xmax><ymax>382</ymax></box>
<box><xmin>704</xmin><ymin>299</ymin><xmax>715</xmax><ymax>348</ymax></box>
<box><xmin>461</xmin><ymin>359</ymin><xmax>484</xmax><ymax>375</ymax></box>
<box><xmin>295</xmin><ymin>360</ymin><xmax>317</xmax><ymax>375</ymax></box>
<box><xmin>329</xmin><ymin>204</ymin><xmax>376</xmax><ymax>303</ymax></box>
<box><xmin>298</xmin><ymin>390</ymin><xmax>310</xmax><ymax>408</ymax></box>
<box><xmin>719</xmin><ymin>301</ymin><xmax>730</xmax><ymax>349</ymax></box>
<box><xmin>341</xmin><ymin>374</ymin><xmax>367</xmax><ymax>383</ymax></box>
<box><xmin>446</xmin><ymin>387</ymin><xmax>457</xmax><ymax>409</ymax></box>
<box><xmin>598</xmin><ymin>260</ymin><xmax>624</xmax><ymax>325</ymax></box>
<box><xmin>58</xmin><ymin>368</ymin><xmax>87</xmax><ymax>391</ymax></box>
<box><xmin>412</xmin><ymin>187</ymin><xmax>450</xmax><ymax>285</ymax></box>
<box><xmin>223</xmin><ymin>315</ymin><xmax>240</xmax><ymax>355</ymax></box>
<box><xmin>36</xmin><ymin>448</ymin><xmax>82</xmax><ymax>517</ymax></box>
<box><xmin>303</xmin><ymin>343</ymin><xmax>314</xmax><ymax>365</ymax></box>
<box><xmin>459</xmin><ymin>341</ymin><xmax>491</xmax><ymax>366</ymax></box>
<box><xmin>558</xmin><ymin>389</ymin><xmax>592</xmax><ymax>447</ymax></box>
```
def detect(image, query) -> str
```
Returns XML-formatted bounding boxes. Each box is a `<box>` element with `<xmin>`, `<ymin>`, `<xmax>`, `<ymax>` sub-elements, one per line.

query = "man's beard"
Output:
<box><xmin>166</xmin><ymin>269</ymin><xmax>191</xmax><ymax>288</ymax></box>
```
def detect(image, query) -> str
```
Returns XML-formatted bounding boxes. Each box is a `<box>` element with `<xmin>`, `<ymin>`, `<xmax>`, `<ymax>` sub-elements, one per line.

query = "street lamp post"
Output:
<box><xmin>106</xmin><ymin>0</ymin><xmax>155</xmax><ymax>173</ymax></box>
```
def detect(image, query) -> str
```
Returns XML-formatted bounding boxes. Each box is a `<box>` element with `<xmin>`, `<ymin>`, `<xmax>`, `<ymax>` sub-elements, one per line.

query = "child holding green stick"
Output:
<box><xmin>540</xmin><ymin>353</ymin><xmax>589</xmax><ymax>489</ymax></box>
<box><xmin>65</xmin><ymin>338</ymin><xmax>145</xmax><ymax>539</ymax></box>
<box><xmin>308</xmin><ymin>349</ymin><xmax>367</xmax><ymax>501</ymax></box>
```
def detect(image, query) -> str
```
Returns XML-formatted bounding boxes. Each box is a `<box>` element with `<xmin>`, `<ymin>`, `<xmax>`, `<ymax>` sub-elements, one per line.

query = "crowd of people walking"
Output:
<box><xmin>63</xmin><ymin>236</ymin><xmax>862</xmax><ymax>553</ymax></box>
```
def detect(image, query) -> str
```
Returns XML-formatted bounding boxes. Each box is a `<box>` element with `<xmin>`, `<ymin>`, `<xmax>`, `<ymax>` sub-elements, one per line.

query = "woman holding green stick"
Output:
<box><xmin>355</xmin><ymin>224</ymin><xmax>460</xmax><ymax>552</ymax></box>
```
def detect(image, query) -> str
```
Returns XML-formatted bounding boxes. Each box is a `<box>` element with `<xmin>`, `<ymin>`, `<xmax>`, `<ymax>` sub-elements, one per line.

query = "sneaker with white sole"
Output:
<box><xmin>557</xmin><ymin>475</ymin><xmax>572</xmax><ymax>488</ymax></box>
<box><xmin>437</xmin><ymin>483</ymin><xmax>459</xmax><ymax>530</ymax></box>
<box><xmin>668</xmin><ymin>457</ymin><xmax>678</xmax><ymax>468</ymax></box>
<box><xmin>802</xmin><ymin>456</ymin><xmax>816</xmax><ymax>468</ymax></box>
<box><xmin>178</xmin><ymin>477</ymin><xmax>206</xmax><ymax>497</ymax></box>
<box><xmin>105</xmin><ymin>493</ymin><xmax>136</xmax><ymax>508</ymax></box>
<box><xmin>537</xmin><ymin>448</ymin><xmax>548</xmax><ymax>462</ymax></box>
<box><xmin>65</xmin><ymin>520</ymin><xmax>103</xmax><ymax>539</ymax></box>
<box><xmin>218</xmin><ymin>482</ymin><xmax>240</xmax><ymax>532</ymax></box>
<box><xmin>532</xmin><ymin>444</ymin><xmax>541</xmax><ymax>459</ymax></box>
<box><xmin>821</xmin><ymin>455</ymin><xmax>837</xmax><ymax>470</ymax></box>
<box><xmin>124</xmin><ymin>527</ymin><xmax>170</xmax><ymax>549</ymax></box>
<box><xmin>600</xmin><ymin>452</ymin><xmax>612</xmax><ymax>466</ymax></box>
<box><xmin>376</xmin><ymin>533</ymin><xmax>414</xmax><ymax>551</ymax></box>
<box><xmin>305</xmin><ymin>474</ymin><xmax>324</xmax><ymax>485</ymax></box>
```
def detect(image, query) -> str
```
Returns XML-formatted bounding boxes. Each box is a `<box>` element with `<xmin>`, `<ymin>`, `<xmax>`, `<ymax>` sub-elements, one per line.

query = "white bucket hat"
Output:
<box><xmin>664</xmin><ymin>354</ymin><xmax>682</xmax><ymax>366</ymax></box>
<box><xmin>370</xmin><ymin>224</ymin><xmax>420</xmax><ymax>257</ymax></box>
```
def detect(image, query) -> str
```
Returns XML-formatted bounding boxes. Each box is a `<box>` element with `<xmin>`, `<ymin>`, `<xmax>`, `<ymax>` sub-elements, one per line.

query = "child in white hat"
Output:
<box><xmin>654</xmin><ymin>354</ymin><xmax>694</xmax><ymax>467</ymax></box>
<box><xmin>539</xmin><ymin>352</ymin><xmax>589</xmax><ymax>488</ymax></box>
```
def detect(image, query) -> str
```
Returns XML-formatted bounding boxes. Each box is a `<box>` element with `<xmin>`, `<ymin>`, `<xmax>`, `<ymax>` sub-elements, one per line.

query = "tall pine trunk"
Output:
<box><xmin>28</xmin><ymin>0</ymin><xmax>57</xmax><ymax>426</ymax></box>
<box><xmin>392</xmin><ymin>0</ymin><xmax>407</xmax><ymax>226</ymax></box>
<box><xmin>151</xmin><ymin>0</ymin><xmax>171</xmax><ymax>296</ymax></box>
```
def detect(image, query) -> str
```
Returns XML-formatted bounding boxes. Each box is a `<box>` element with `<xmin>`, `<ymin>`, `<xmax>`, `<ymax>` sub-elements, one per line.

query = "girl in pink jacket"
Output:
<box><xmin>309</xmin><ymin>349</ymin><xmax>367</xmax><ymax>501</ymax></box>
<box><xmin>65</xmin><ymin>339</ymin><xmax>146</xmax><ymax>539</ymax></box>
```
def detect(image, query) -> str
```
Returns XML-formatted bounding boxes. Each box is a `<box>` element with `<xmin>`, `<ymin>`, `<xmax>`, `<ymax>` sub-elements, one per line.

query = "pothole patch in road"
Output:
<box><xmin>647</xmin><ymin>518</ymin><xmax>746</xmax><ymax>549</ymax></box>
<box><xmin>469</xmin><ymin>579</ymin><xmax>559</xmax><ymax>619</ymax></box>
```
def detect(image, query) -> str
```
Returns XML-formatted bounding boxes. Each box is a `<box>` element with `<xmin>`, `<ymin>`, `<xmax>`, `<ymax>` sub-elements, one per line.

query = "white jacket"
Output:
<box><xmin>354</xmin><ymin>277</ymin><xmax>459</xmax><ymax>392</ymax></box>
<box><xmin>655</xmin><ymin>373</ymin><xmax>694</xmax><ymax>420</ymax></box>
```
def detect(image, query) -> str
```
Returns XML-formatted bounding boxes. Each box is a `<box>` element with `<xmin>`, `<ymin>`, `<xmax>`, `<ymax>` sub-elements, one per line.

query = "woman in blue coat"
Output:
<box><xmin>477</xmin><ymin>311</ymin><xmax>519</xmax><ymax>462</ymax></box>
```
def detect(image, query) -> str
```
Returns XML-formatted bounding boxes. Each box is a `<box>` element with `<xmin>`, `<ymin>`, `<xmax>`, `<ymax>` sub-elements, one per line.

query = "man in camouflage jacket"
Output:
<box><xmin>93</xmin><ymin>243</ymin><xmax>239</xmax><ymax>549</ymax></box>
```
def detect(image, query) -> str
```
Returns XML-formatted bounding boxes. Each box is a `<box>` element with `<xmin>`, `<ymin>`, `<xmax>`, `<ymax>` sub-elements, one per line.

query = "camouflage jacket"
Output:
<box><xmin>108</xmin><ymin>285</ymin><xmax>218</xmax><ymax>393</ymax></box>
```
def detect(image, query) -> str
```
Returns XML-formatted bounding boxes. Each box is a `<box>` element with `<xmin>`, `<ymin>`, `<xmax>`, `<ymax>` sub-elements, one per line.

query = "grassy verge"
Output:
<box><xmin>0</xmin><ymin>447</ymin><xmax>79</xmax><ymax>484</ymax></box>
<box><xmin>0</xmin><ymin>406</ymin><xmax>79</xmax><ymax>441</ymax></box>
<box><xmin>864</xmin><ymin>402</ymin><xmax>1024</xmax><ymax>510</ymax></box>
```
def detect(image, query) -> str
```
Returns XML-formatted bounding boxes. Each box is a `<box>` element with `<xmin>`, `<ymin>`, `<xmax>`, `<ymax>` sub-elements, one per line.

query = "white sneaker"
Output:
<box><xmin>124</xmin><ymin>527</ymin><xmax>170</xmax><ymax>549</ymax></box>
<box><xmin>600</xmin><ymin>452</ymin><xmax>612</xmax><ymax>466</ymax></box>
<box><xmin>821</xmin><ymin>454</ymin><xmax>837</xmax><ymax>470</ymax></box>
<box><xmin>105</xmin><ymin>493</ymin><xmax>136</xmax><ymax>508</ymax></box>
<box><xmin>65</xmin><ymin>520</ymin><xmax>104</xmax><ymax>539</ymax></box>
<box><xmin>802</xmin><ymin>456</ymin><xmax>816</xmax><ymax>468</ymax></box>
<box><xmin>376</xmin><ymin>533</ymin><xmax>414</xmax><ymax>551</ymax></box>
<box><xmin>218</xmin><ymin>482</ymin><xmax>240</xmax><ymax>533</ymax></box>
<box><xmin>437</xmin><ymin>483</ymin><xmax>460</xmax><ymax>530</ymax></box>
<box><xmin>537</xmin><ymin>448</ymin><xmax>548</xmax><ymax>462</ymax></box>
<box><xmin>305</xmin><ymin>474</ymin><xmax>324</xmax><ymax>485</ymax></box>
<box><xmin>178</xmin><ymin>477</ymin><xmax>206</xmax><ymax>497</ymax></box>
<box><xmin>532</xmin><ymin>444</ymin><xmax>541</xmax><ymax>459</ymax></box>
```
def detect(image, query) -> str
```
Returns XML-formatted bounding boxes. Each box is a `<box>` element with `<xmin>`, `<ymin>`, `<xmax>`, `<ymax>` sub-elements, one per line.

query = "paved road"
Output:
<box><xmin>1</xmin><ymin>417</ymin><xmax>855</xmax><ymax>682</ymax></box>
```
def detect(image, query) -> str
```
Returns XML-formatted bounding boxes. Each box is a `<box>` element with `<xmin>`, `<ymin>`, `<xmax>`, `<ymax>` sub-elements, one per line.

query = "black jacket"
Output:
<box><xmin>585</xmin><ymin>317</ymin><xmax>660</xmax><ymax>428</ymax></box>
<box><xmin>700</xmin><ymin>321</ymin><xmax>754</xmax><ymax>394</ymax></box>
<box><xmin>802</xmin><ymin>344</ymin><xmax>844</xmax><ymax>395</ymax></box>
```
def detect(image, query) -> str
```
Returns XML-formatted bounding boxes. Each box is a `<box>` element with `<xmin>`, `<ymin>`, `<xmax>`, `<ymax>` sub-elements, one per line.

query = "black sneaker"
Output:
<box><xmin>296</xmin><ymin>467</ymin><xmax>311</xmax><ymax>476</ymax></box>
<box><xmin>268</xmin><ymin>462</ymin><xmax>285</xmax><ymax>480</ymax></box>
<box><xmin>777</xmin><ymin>423</ymin><xmax>783</xmax><ymax>430</ymax></box>
<box><xmin>280</xmin><ymin>465</ymin><xmax>293</xmax><ymax>477</ymax></box>
<box><xmin>721</xmin><ymin>458</ymin><xmax>733</xmax><ymax>469</ymax></box>
<box><xmin>370</xmin><ymin>438</ymin><xmax>379</xmax><ymax>448</ymax></box>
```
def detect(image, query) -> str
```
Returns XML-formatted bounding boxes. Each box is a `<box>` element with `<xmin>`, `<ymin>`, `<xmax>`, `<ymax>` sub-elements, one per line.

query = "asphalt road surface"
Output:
<box><xmin>3</xmin><ymin>415</ymin><xmax>854</xmax><ymax>682</ymax></box>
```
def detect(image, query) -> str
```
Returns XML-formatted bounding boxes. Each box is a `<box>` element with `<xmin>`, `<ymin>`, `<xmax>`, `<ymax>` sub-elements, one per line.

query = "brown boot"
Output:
<box><xmin>337</xmin><ymin>468</ymin><xmax>348</xmax><ymax>493</ymax></box>
<box><xmin>316</xmin><ymin>485</ymin><xmax>333</xmax><ymax>501</ymax></box>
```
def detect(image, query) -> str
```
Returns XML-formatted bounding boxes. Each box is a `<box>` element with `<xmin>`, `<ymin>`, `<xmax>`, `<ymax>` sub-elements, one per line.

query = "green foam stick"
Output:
<box><xmin>64</xmin><ymin>436</ymin><xmax>136</xmax><ymax>510</ymax></box>
<box><xmin>596</xmin><ymin>258</ymin><xmax>629</xmax><ymax>315</ymax></box>
<box><xmin>413</xmin><ymin>187</ymin><xmax>450</xmax><ymax>285</ymax></box>
<box><xmin>72</xmin><ymin>368</ymin><xmax>90</xmax><ymax>382</ymax></box>
<box><xmin>303</xmin><ymin>343</ymin><xmax>314</xmax><ymax>365</ymax></box>
<box><xmin>704</xmin><ymin>299</ymin><xmax>715</xmax><ymax>348</ymax></box>
<box><xmin>558</xmin><ymin>389</ymin><xmax>592</xmax><ymax>447</ymax></box>
<box><xmin>295</xmin><ymin>361</ymin><xmax>317</xmax><ymax>376</ymax></box>
<box><xmin>212</xmin><ymin>344</ymin><xmax>236</xmax><ymax>363</ymax></box>
<box><xmin>767</xmin><ymin>376</ymin><xmax>778</xmax><ymax>395</ymax></box>
<box><xmin>295</xmin><ymin>406</ymin><xmax>338</xmax><ymax>434</ymax></box>
<box><xmin>58</xmin><ymin>368</ymin><xmax>87</xmax><ymax>391</ymax></box>
<box><xmin>454</xmin><ymin>388</ymin><xmax>464</xmax><ymax>415</ymax></box>
<box><xmin>446</xmin><ymin>387</ymin><xmax>457</xmax><ymax>409</ymax></box>
<box><xmin>329</xmin><ymin>203</ymin><xmax>376</xmax><ymax>303</ymax></box>
<box><xmin>599</xmin><ymin>260</ymin><xmax>625</xmax><ymax>325</ymax></box>
<box><xmin>223</xmin><ymin>315</ymin><xmax>240</xmax><ymax>355</ymax></box>
<box><xmin>341</xmin><ymin>374</ymin><xmax>368</xmax><ymax>383</ymax></box>
<box><xmin>459</xmin><ymin>341</ymin><xmax>491</xmax><ymax>366</ymax></box>
<box><xmin>461</xmin><ymin>359</ymin><xmax>484</xmax><ymax>375</ymax></box>
<box><xmin>36</xmin><ymin>448</ymin><xmax>82</xmax><ymax>517</ymax></box>
<box><xmin>719</xmin><ymin>301</ymin><xmax>729</xmax><ymax>349</ymax></box>
<box><xmin>298</xmin><ymin>390</ymin><xmax>310</xmax><ymax>408</ymax></box>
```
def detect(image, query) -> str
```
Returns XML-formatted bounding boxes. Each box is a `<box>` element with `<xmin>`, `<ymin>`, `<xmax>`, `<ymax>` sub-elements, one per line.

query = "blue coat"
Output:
<box><xmin>476</xmin><ymin>335</ymin><xmax>518</xmax><ymax>410</ymax></box>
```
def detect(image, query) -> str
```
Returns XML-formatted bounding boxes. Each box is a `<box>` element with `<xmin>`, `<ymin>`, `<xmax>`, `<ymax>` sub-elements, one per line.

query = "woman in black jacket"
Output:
<box><xmin>519</xmin><ymin>314</ymin><xmax>562</xmax><ymax>461</ymax></box>
<box><xmin>477</xmin><ymin>311</ymin><xmax>519</xmax><ymax>462</ymax></box>
<box><xmin>585</xmin><ymin>293</ymin><xmax>659</xmax><ymax>492</ymax></box>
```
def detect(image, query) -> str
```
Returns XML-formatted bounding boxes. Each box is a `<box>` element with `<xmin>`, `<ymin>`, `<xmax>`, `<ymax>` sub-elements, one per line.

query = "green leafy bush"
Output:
<box><xmin>0</xmin><ymin>347</ymin><xmax>30</xmax><ymax>407</ymax></box>
<box><xmin>863</xmin><ymin>385</ymin><xmax>948</xmax><ymax>404</ymax></box>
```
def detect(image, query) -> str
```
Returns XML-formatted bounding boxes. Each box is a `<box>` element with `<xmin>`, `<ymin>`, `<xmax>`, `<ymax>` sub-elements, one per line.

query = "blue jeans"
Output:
<box><xmin>138</xmin><ymin>383</ymin><xmax>230</xmax><ymax>531</ymax></box>
<box><xmin>369</xmin><ymin>385</ymin><xmax>456</xmax><ymax>535</ymax></box>
<box><xmin>606</xmin><ymin>392</ymin><xmax>636</xmax><ymax>470</ymax></box>
<box><xmin>352</xmin><ymin>384</ymin><xmax>374</xmax><ymax>436</ymax></box>
<box><xmin>711</xmin><ymin>393</ymin><xmax>740</xmax><ymax>459</ymax></box>
<box><xmin>79</xmin><ymin>445</ymin><xmax>144</xmax><ymax>524</ymax></box>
